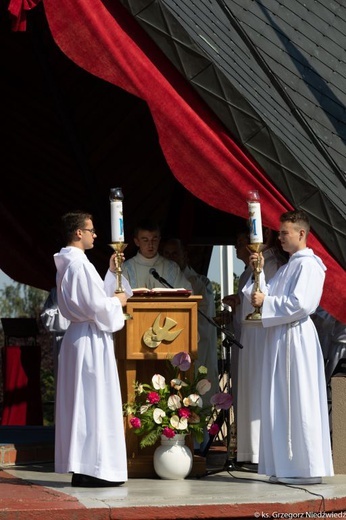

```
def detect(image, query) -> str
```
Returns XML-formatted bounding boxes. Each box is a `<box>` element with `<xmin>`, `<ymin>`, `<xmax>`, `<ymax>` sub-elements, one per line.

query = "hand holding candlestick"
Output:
<box><xmin>109</xmin><ymin>248</ymin><xmax>127</xmax><ymax>293</ymax></box>
<box><xmin>251</xmin><ymin>285</ymin><xmax>265</xmax><ymax>309</ymax></box>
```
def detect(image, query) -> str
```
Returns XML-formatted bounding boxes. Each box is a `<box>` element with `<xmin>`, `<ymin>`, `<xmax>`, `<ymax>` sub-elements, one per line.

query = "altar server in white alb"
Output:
<box><xmin>236</xmin><ymin>228</ymin><xmax>287</xmax><ymax>465</ymax></box>
<box><xmin>247</xmin><ymin>210</ymin><xmax>333</xmax><ymax>485</ymax></box>
<box><xmin>122</xmin><ymin>219</ymin><xmax>192</xmax><ymax>291</ymax></box>
<box><xmin>54</xmin><ymin>210</ymin><xmax>133</xmax><ymax>488</ymax></box>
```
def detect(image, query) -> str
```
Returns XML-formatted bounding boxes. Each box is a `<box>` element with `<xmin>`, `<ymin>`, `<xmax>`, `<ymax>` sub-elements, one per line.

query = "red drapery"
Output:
<box><xmin>9</xmin><ymin>0</ymin><xmax>346</xmax><ymax>322</ymax></box>
<box><xmin>1</xmin><ymin>345</ymin><xmax>43</xmax><ymax>426</ymax></box>
<box><xmin>8</xmin><ymin>0</ymin><xmax>40</xmax><ymax>30</ymax></box>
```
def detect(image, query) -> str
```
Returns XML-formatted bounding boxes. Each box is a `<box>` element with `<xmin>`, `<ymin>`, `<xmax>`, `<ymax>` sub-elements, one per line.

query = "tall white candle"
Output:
<box><xmin>110</xmin><ymin>188</ymin><xmax>124</xmax><ymax>243</ymax></box>
<box><xmin>247</xmin><ymin>190</ymin><xmax>263</xmax><ymax>244</ymax></box>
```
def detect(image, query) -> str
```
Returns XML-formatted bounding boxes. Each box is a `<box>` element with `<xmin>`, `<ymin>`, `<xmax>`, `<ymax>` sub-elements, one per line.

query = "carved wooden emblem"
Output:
<box><xmin>143</xmin><ymin>313</ymin><xmax>183</xmax><ymax>349</ymax></box>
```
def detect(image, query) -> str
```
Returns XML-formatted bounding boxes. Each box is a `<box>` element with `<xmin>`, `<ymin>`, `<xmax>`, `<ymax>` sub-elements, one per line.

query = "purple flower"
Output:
<box><xmin>171</xmin><ymin>352</ymin><xmax>191</xmax><ymax>372</ymax></box>
<box><xmin>210</xmin><ymin>392</ymin><xmax>233</xmax><ymax>410</ymax></box>
<box><xmin>196</xmin><ymin>378</ymin><xmax>212</xmax><ymax>395</ymax></box>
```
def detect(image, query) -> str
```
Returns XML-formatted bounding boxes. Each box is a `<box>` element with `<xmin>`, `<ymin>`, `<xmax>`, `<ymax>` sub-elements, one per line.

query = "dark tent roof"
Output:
<box><xmin>121</xmin><ymin>0</ymin><xmax>346</xmax><ymax>269</ymax></box>
<box><xmin>0</xmin><ymin>0</ymin><xmax>345</xmax><ymax>322</ymax></box>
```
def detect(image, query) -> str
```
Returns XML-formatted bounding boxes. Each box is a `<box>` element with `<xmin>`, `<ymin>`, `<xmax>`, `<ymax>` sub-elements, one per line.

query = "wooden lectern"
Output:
<box><xmin>115</xmin><ymin>293</ymin><xmax>206</xmax><ymax>478</ymax></box>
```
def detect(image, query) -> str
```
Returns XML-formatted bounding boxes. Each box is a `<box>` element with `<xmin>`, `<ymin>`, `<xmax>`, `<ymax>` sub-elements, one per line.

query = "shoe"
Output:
<box><xmin>71</xmin><ymin>473</ymin><xmax>125</xmax><ymax>488</ymax></box>
<box><xmin>272</xmin><ymin>476</ymin><xmax>322</xmax><ymax>485</ymax></box>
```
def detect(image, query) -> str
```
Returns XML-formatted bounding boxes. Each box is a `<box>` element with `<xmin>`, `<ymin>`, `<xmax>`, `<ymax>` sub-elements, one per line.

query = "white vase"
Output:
<box><xmin>153</xmin><ymin>434</ymin><xmax>193</xmax><ymax>480</ymax></box>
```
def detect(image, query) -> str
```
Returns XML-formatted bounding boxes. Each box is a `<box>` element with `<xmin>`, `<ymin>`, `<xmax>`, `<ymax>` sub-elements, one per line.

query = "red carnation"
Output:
<box><xmin>178</xmin><ymin>407</ymin><xmax>192</xmax><ymax>419</ymax></box>
<box><xmin>130</xmin><ymin>417</ymin><xmax>141</xmax><ymax>429</ymax></box>
<box><xmin>162</xmin><ymin>427</ymin><xmax>176</xmax><ymax>439</ymax></box>
<box><xmin>147</xmin><ymin>391</ymin><xmax>160</xmax><ymax>404</ymax></box>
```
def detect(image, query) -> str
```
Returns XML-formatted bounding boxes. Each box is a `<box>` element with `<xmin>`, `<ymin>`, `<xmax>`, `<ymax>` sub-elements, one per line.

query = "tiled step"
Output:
<box><xmin>0</xmin><ymin>442</ymin><xmax>54</xmax><ymax>465</ymax></box>
<box><xmin>0</xmin><ymin>426</ymin><xmax>54</xmax><ymax>466</ymax></box>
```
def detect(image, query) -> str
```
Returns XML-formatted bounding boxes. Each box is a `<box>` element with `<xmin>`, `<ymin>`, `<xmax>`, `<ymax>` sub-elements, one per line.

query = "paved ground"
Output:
<box><xmin>1</xmin><ymin>456</ymin><xmax>346</xmax><ymax>520</ymax></box>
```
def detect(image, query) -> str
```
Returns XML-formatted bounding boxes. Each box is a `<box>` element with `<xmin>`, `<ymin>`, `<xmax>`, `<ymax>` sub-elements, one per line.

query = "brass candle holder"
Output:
<box><xmin>109</xmin><ymin>242</ymin><xmax>132</xmax><ymax>321</ymax></box>
<box><xmin>109</xmin><ymin>242</ymin><xmax>128</xmax><ymax>292</ymax></box>
<box><xmin>245</xmin><ymin>242</ymin><xmax>264</xmax><ymax>321</ymax></box>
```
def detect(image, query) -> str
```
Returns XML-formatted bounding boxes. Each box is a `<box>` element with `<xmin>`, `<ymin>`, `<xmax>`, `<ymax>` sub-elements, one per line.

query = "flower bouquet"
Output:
<box><xmin>123</xmin><ymin>351</ymin><xmax>232</xmax><ymax>448</ymax></box>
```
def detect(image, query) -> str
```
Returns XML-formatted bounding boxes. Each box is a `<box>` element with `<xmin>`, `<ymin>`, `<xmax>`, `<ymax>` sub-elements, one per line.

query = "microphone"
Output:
<box><xmin>149</xmin><ymin>268</ymin><xmax>174</xmax><ymax>288</ymax></box>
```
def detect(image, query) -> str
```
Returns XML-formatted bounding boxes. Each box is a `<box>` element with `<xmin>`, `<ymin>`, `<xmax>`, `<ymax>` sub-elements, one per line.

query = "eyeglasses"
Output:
<box><xmin>81</xmin><ymin>228</ymin><xmax>96</xmax><ymax>235</ymax></box>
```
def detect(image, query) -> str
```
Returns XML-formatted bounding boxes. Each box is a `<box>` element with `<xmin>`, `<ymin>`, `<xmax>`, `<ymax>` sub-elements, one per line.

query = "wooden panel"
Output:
<box><xmin>331</xmin><ymin>377</ymin><xmax>346</xmax><ymax>474</ymax></box>
<box><xmin>114</xmin><ymin>295</ymin><xmax>203</xmax><ymax>477</ymax></box>
<box><xmin>117</xmin><ymin>296</ymin><xmax>201</xmax><ymax>360</ymax></box>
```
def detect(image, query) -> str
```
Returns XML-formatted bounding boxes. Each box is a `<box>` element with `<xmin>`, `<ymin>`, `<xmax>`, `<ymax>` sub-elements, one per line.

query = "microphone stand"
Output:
<box><xmin>151</xmin><ymin>271</ymin><xmax>243</xmax><ymax>471</ymax></box>
<box><xmin>198</xmin><ymin>331</ymin><xmax>239</xmax><ymax>477</ymax></box>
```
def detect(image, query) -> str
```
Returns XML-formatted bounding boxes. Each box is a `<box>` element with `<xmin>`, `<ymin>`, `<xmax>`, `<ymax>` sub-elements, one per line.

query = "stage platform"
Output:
<box><xmin>1</xmin><ymin>448</ymin><xmax>346</xmax><ymax>520</ymax></box>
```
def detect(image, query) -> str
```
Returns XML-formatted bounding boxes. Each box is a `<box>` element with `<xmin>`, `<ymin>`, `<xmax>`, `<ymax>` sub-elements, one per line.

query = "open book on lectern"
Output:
<box><xmin>132</xmin><ymin>288</ymin><xmax>192</xmax><ymax>297</ymax></box>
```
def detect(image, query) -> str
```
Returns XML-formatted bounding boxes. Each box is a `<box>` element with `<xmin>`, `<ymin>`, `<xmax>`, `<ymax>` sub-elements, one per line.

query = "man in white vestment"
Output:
<box><xmin>122</xmin><ymin>219</ymin><xmax>192</xmax><ymax>291</ymax></box>
<box><xmin>236</xmin><ymin>229</ymin><xmax>287</xmax><ymax>464</ymax></box>
<box><xmin>247</xmin><ymin>210</ymin><xmax>334</xmax><ymax>485</ymax></box>
<box><xmin>162</xmin><ymin>238</ymin><xmax>219</xmax><ymax>451</ymax></box>
<box><xmin>54</xmin><ymin>211</ymin><xmax>133</xmax><ymax>487</ymax></box>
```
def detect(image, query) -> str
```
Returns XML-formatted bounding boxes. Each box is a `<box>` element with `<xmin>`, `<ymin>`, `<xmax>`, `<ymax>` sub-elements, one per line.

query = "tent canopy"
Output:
<box><xmin>122</xmin><ymin>0</ymin><xmax>346</xmax><ymax>268</ymax></box>
<box><xmin>0</xmin><ymin>0</ymin><xmax>345</xmax><ymax>322</ymax></box>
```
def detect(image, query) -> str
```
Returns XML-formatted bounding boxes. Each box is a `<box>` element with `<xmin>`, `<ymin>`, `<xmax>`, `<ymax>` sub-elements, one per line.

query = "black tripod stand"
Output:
<box><xmin>197</xmin><ymin>329</ymin><xmax>242</xmax><ymax>477</ymax></box>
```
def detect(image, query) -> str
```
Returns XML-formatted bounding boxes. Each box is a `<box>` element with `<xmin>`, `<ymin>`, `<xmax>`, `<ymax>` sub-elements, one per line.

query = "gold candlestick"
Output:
<box><xmin>245</xmin><ymin>242</ymin><xmax>264</xmax><ymax>321</ymax></box>
<box><xmin>109</xmin><ymin>242</ymin><xmax>132</xmax><ymax>321</ymax></box>
<box><xmin>109</xmin><ymin>242</ymin><xmax>128</xmax><ymax>292</ymax></box>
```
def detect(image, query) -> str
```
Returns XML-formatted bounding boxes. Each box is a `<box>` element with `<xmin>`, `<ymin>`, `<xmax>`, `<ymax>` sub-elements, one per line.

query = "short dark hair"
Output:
<box><xmin>61</xmin><ymin>210</ymin><xmax>93</xmax><ymax>243</ymax></box>
<box><xmin>133</xmin><ymin>219</ymin><xmax>161</xmax><ymax>237</ymax></box>
<box><xmin>280</xmin><ymin>210</ymin><xmax>310</xmax><ymax>234</ymax></box>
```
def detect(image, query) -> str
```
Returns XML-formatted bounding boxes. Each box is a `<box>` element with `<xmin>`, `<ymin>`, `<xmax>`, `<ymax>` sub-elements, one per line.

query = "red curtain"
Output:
<box><xmin>8</xmin><ymin>0</ymin><xmax>41</xmax><ymax>30</ymax></box>
<box><xmin>1</xmin><ymin>345</ymin><xmax>43</xmax><ymax>426</ymax></box>
<box><xmin>10</xmin><ymin>0</ymin><xmax>346</xmax><ymax>322</ymax></box>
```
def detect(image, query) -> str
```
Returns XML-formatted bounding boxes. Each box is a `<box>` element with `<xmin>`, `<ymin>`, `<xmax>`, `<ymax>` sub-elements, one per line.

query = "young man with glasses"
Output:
<box><xmin>53</xmin><ymin>210</ymin><xmax>132</xmax><ymax>487</ymax></box>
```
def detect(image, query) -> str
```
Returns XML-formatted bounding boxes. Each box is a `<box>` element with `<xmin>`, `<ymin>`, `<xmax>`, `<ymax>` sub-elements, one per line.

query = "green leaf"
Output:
<box><xmin>140</xmin><ymin>429</ymin><xmax>161</xmax><ymax>448</ymax></box>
